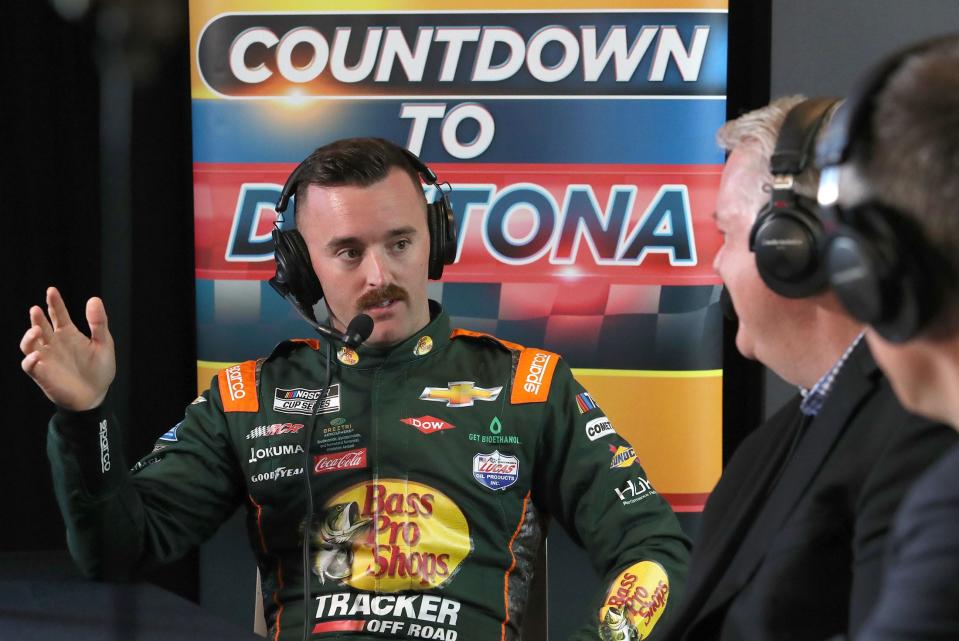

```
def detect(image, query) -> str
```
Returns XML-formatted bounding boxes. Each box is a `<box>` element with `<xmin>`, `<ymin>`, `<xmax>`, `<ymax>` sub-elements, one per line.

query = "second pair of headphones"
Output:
<box><xmin>816</xmin><ymin>37</ymin><xmax>955</xmax><ymax>343</ymax></box>
<box><xmin>749</xmin><ymin>97</ymin><xmax>840</xmax><ymax>299</ymax></box>
<box><xmin>269</xmin><ymin>144</ymin><xmax>456</xmax><ymax>325</ymax></box>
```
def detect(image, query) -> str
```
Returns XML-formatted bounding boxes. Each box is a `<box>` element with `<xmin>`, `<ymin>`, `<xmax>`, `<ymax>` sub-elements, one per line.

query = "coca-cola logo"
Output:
<box><xmin>314</xmin><ymin>448</ymin><xmax>367</xmax><ymax>475</ymax></box>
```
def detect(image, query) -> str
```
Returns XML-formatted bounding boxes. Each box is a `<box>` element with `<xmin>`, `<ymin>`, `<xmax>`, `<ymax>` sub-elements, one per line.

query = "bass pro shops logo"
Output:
<box><xmin>599</xmin><ymin>561</ymin><xmax>669</xmax><ymax>641</ymax></box>
<box><xmin>313</xmin><ymin>480</ymin><xmax>472</xmax><ymax>592</ymax></box>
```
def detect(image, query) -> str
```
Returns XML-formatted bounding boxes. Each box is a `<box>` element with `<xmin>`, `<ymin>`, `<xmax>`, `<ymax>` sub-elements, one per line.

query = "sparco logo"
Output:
<box><xmin>225</xmin><ymin>364</ymin><xmax>247</xmax><ymax>401</ymax></box>
<box><xmin>314</xmin><ymin>448</ymin><xmax>367</xmax><ymax>475</ymax></box>
<box><xmin>245</xmin><ymin>422</ymin><xmax>305</xmax><ymax>440</ymax></box>
<box><xmin>273</xmin><ymin>384</ymin><xmax>340</xmax><ymax>415</ymax></box>
<box><xmin>585</xmin><ymin>416</ymin><xmax>616</xmax><ymax>441</ymax></box>
<box><xmin>98</xmin><ymin>419</ymin><xmax>111</xmax><ymax>473</ymax></box>
<box><xmin>401</xmin><ymin>416</ymin><xmax>456</xmax><ymax>434</ymax></box>
<box><xmin>523</xmin><ymin>352</ymin><xmax>552</xmax><ymax>395</ymax></box>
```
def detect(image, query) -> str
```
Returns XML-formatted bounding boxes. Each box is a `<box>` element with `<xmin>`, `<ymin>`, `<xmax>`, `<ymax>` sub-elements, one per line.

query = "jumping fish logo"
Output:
<box><xmin>312</xmin><ymin>502</ymin><xmax>373</xmax><ymax>584</ymax></box>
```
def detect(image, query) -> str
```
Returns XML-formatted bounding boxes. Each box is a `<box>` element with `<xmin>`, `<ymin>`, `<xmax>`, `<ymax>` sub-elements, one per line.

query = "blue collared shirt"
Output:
<box><xmin>799</xmin><ymin>332</ymin><xmax>865</xmax><ymax>417</ymax></box>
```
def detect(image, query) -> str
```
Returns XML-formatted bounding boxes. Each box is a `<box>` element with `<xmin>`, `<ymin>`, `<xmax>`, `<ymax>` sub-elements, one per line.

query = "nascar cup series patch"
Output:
<box><xmin>472</xmin><ymin>450</ymin><xmax>519</xmax><ymax>490</ymax></box>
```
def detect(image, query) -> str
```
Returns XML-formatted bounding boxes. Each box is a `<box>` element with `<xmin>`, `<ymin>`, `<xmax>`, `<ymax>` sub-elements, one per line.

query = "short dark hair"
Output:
<box><xmin>293</xmin><ymin>137</ymin><xmax>425</xmax><ymax>211</ymax></box>
<box><xmin>862</xmin><ymin>36</ymin><xmax>959</xmax><ymax>283</ymax></box>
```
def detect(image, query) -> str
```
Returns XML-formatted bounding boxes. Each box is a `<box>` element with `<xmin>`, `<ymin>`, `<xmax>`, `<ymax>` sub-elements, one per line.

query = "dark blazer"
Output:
<box><xmin>664</xmin><ymin>342</ymin><xmax>956</xmax><ymax>641</ymax></box>
<box><xmin>852</xmin><ymin>442</ymin><xmax>959</xmax><ymax>641</ymax></box>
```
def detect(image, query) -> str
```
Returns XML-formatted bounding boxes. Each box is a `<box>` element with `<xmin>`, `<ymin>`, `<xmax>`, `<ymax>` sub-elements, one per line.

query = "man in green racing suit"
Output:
<box><xmin>25</xmin><ymin>137</ymin><xmax>691</xmax><ymax>641</ymax></box>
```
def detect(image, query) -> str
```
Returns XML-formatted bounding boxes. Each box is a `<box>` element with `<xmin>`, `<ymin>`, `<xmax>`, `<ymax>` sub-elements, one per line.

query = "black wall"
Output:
<box><xmin>3</xmin><ymin>1</ymin><xmax>197</xmax><ymax>596</ymax></box>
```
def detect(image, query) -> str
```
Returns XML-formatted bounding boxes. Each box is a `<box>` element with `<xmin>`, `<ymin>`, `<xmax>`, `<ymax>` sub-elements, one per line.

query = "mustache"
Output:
<box><xmin>357</xmin><ymin>284</ymin><xmax>409</xmax><ymax>310</ymax></box>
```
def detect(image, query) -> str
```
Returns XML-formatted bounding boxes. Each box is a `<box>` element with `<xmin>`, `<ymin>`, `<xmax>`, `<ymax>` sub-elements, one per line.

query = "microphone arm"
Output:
<box><xmin>280</xmin><ymin>292</ymin><xmax>374</xmax><ymax>348</ymax></box>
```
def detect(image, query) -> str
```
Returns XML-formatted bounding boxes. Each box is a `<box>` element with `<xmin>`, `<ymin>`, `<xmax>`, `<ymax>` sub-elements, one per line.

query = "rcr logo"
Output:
<box><xmin>585</xmin><ymin>416</ymin><xmax>616</xmax><ymax>441</ymax></box>
<box><xmin>523</xmin><ymin>352</ymin><xmax>552</xmax><ymax>394</ymax></box>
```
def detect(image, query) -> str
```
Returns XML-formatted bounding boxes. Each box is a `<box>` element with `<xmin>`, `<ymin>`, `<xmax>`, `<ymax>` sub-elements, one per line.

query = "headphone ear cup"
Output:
<box><xmin>827</xmin><ymin>204</ymin><xmax>935</xmax><ymax>342</ymax></box>
<box><xmin>273</xmin><ymin>228</ymin><xmax>324</xmax><ymax>307</ymax></box>
<box><xmin>426</xmin><ymin>195</ymin><xmax>456</xmax><ymax>280</ymax></box>
<box><xmin>750</xmin><ymin>198</ymin><xmax>827</xmax><ymax>298</ymax></box>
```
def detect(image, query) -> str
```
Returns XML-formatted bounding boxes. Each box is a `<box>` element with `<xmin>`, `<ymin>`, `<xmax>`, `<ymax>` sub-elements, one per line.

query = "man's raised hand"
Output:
<box><xmin>20</xmin><ymin>287</ymin><xmax>117</xmax><ymax>411</ymax></box>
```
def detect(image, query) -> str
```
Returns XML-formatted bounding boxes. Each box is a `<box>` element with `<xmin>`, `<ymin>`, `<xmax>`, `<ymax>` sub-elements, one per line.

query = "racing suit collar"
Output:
<box><xmin>334</xmin><ymin>299</ymin><xmax>449</xmax><ymax>369</ymax></box>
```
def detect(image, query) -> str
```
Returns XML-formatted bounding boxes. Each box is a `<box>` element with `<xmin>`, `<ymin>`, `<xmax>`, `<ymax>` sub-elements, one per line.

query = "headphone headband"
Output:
<box><xmin>771</xmin><ymin>97</ymin><xmax>841</xmax><ymax>177</ymax></box>
<box><xmin>815</xmin><ymin>36</ymin><xmax>957</xmax><ymax>342</ymax></box>
<box><xmin>749</xmin><ymin>97</ymin><xmax>839</xmax><ymax>299</ymax></box>
<box><xmin>275</xmin><ymin>146</ymin><xmax>439</xmax><ymax>215</ymax></box>
<box><xmin>269</xmin><ymin>140</ymin><xmax>457</xmax><ymax>323</ymax></box>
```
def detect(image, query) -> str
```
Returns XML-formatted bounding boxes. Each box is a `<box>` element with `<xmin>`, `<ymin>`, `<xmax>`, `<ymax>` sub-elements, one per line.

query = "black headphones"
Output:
<box><xmin>816</xmin><ymin>37</ymin><xmax>953</xmax><ymax>343</ymax></box>
<box><xmin>749</xmin><ymin>97</ymin><xmax>840</xmax><ymax>298</ymax></box>
<box><xmin>269</xmin><ymin>146</ymin><xmax>456</xmax><ymax>325</ymax></box>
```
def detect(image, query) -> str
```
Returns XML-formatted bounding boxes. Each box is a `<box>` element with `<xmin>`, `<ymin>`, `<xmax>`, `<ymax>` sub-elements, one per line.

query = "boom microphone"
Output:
<box><xmin>343</xmin><ymin>314</ymin><xmax>374</xmax><ymax>348</ymax></box>
<box><xmin>277</xmin><ymin>289</ymin><xmax>375</xmax><ymax>348</ymax></box>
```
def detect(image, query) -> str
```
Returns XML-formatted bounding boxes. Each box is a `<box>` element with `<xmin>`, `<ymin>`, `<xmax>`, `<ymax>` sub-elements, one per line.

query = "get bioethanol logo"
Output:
<box><xmin>197</xmin><ymin>11</ymin><xmax>725</xmax><ymax>98</ymax></box>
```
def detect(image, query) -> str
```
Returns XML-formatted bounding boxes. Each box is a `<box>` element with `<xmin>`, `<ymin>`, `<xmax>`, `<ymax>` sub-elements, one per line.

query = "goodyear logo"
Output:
<box><xmin>197</xmin><ymin>12</ymin><xmax>724</xmax><ymax>98</ymax></box>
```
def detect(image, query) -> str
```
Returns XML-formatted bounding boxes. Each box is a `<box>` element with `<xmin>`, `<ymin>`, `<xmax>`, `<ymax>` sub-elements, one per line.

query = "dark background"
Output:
<box><xmin>3</xmin><ymin>0</ymin><xmax>198</xmax><ymax>594</ymax></box>
<box><xmin>5</xmin><ymin>0</ymin><xmax>957</xmax><ymax>637</ymax></box>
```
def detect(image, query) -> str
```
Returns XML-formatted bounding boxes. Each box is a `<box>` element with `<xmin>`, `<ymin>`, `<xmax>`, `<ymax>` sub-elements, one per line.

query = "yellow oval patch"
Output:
<box><xmin>599</xmin><ymin>560</ymin><xmax>669</xmax><ymax>640</ymax></box>
<box><xmin>316</xmin><ymin>480</ymin><xmax>472</xmax><ymax>592</ymax></box>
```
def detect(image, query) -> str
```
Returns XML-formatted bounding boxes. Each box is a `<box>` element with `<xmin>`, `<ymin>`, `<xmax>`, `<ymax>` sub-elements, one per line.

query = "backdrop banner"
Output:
<box><xmin>189</xmin><ymin>0</ymin><xmax>727</xmax><ymax>512</ymax></box>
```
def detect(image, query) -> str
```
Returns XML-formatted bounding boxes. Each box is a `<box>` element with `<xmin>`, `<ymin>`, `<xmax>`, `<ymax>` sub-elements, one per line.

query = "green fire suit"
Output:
<box><xmin>48</xmin><ymin>304</ymin><xmax>690</xmax><ymax>641</ymax></box>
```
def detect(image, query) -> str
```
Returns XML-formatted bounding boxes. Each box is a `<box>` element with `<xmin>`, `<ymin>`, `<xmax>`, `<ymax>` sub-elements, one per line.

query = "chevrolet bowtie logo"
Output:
<box><xmin>419</xmin><ymin>382</ymin><xmax>504</xmax><ymax>408</ymax></box>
